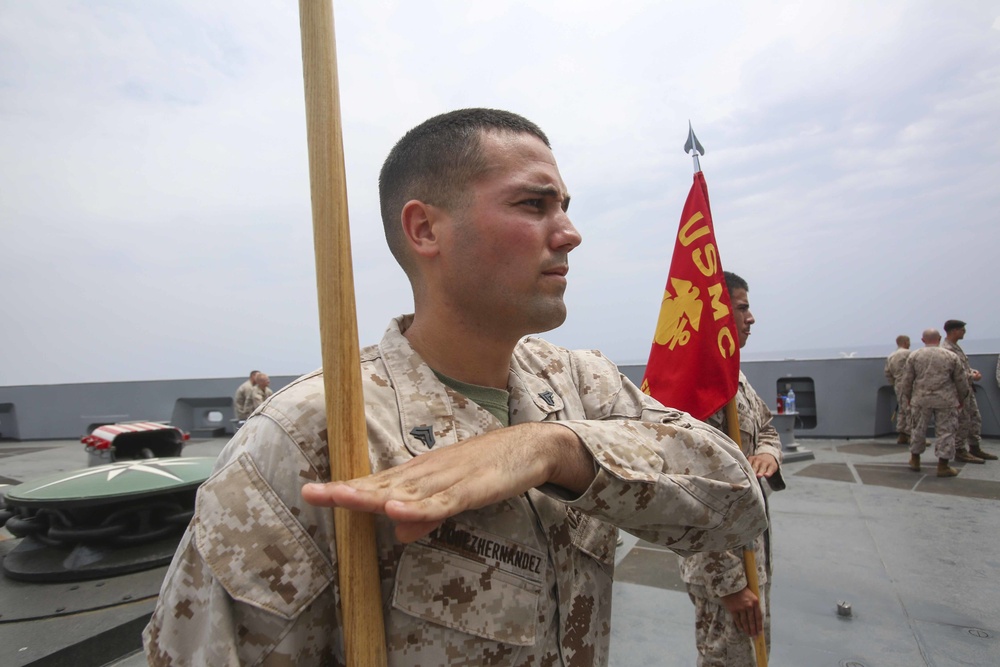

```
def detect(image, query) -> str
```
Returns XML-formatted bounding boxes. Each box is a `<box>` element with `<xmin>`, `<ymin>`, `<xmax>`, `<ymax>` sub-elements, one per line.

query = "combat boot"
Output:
<box><xmin>937</xmin><ymin>459</ymin><xmax>958</xmax><ymax>477</ymax></box>
<box><xmin>908</xmin><ymin>454</ymin><xmax>920</xmax><ymax>472</ymax></box>
<box><xmin>955</xmin><ymin>450</ymin><xmax>985</xmax><ymax>464</ymax></box>
<box><xmin>970</xmin><ymin>447</ymin><xmax>998</xmax><ymax>461</ymax></box>
<box><xmin>897</xmin><ymin>433</ymin><xmax>910</xmax><ymax>445</ymax></box>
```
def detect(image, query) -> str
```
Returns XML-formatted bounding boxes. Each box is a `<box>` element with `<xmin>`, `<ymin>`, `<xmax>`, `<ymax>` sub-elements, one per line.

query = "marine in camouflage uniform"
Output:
<box><xmin>900</xmin><ymin>329</ymin><xmax>969</xmax><ymax>475</ymax></box>
<box><xmin>143</xmin><ymin>317</ymin><xmax>767</xmax><ymax>666</ymax></box>
<box><xmin>884</xmin><ymin>336</ymin><xmax>912</xmax><ymax>442</ymax></box>
<box><xmin>232</xmin><ymin>372</ymin><xmax>258</xmax><ymax>421</ymax></box>
<box><xmin>677</xmin><ymin>269</ymin><xmax>784</xmax><ymax>667</ymax></box>
<box><xmin>941</xmin><ymin>320</ymin><xmax>994</xmax><ymax>461</ymax></box>
<box><xmin>246</xmin><ymin>373</ymin><xmax>273</xmax><ymax>415</ymax></box>
<box><xmin>145</xmin><ymin>109</ymin><xmax>767</xmax><ymax>667</ymax></box>
<box><xmin>680</xmin><ymin>373</ymin><xmax>785</xmax><ymax>667</ymax></box>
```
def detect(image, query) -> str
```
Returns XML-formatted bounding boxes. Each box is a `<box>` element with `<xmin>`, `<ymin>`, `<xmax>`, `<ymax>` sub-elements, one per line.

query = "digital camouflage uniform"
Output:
<box><xmin>679</xmin><ymin>372</ymin><xmax>785</xmax><ymax>667</ymax></box>
<box><xmin>941</xmin><ymin>339</ymin><xmax>982</xmax><ymax>453</ymax></box>
<box><xmin>144</xmin><ymin>316</ymin><xmax>767</xmax><ymax>667</ymax></box>
<box><xmin>884</xmin><ymin>348</ymin><xmax>912</xmax><ymax>436</ymax></box>
<box><xmin>233</xmin><ymin>379</ymin><xmax>255</xmax><ymax>420</ymax></box>
<box><xmin>247</xmin><ymin>384</ymin><xmax>274</xmax><ymax>416</ymax></box>
<box><xmin>900</xmin><ymin>347</ymin><xmax>969</xmax><ymax>461</ymax></box>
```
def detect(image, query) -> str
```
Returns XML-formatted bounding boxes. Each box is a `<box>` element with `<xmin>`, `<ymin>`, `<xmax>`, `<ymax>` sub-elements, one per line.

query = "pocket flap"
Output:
<box><xmin>194</xmin><ymin>453</ymin><xmax>334</xmax><ymax>621</ymax></box>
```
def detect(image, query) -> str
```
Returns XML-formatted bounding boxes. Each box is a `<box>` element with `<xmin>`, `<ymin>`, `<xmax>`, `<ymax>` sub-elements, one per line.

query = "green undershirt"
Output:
<box><xmin>433</xmin><ymin>371</ymin><xmax>510</xmax><ymax>427</ymax></box>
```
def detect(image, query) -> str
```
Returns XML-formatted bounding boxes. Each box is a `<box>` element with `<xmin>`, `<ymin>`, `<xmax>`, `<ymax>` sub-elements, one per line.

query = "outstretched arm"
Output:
<box><xmin>303</xmin><ymin>422</ymin><xmax>593</xmax><ymax>543</ymax></box>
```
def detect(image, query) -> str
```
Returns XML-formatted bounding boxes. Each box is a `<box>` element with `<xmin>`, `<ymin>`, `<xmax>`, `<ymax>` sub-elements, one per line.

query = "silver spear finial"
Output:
<box><xmin>684</xmin><ymin>121</ymin><xmax>705</xmax><ymax>173</ymax></box>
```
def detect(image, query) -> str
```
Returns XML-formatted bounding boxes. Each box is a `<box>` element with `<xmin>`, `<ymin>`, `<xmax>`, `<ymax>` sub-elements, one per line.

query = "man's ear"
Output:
<box><xmin>400</xmin><ymin>199</ymin><xmax>443</xmax><ymax>259</ymax></box>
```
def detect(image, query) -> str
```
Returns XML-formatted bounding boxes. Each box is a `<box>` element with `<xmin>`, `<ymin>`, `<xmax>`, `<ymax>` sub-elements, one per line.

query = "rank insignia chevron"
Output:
<box><xmin>410</xmin><ymin>425</ymin><xmax>435</xmax><ymax>448</ymax></box>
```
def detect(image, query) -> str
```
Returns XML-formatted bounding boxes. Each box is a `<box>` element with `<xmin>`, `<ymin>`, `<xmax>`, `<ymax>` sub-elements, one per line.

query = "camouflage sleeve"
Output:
<box><xmin>552</xmin><ymin>351</ymin><xmax>767</xmax><ymax>556</ymax></box>
<box><xmin>749</xmin><ymin>388</ymin><xmax>783</xmax><ymax>464</ymax></box>
<box><xmin>900</xmin><ymin>356</ymin><xmax>915</xmax><ymax>402</ymax></box>
<box><xmin>144</xmin><ymin>417</ymin><xmax>342</xmax><ymax>666</ymax></box>
<box><xmin>884</xmin><ymin>358</ymin><xmax>894</xmax><ymax>384</ymax></box>
<box><xmin>953</xmin><ymin>360</ymin><xmax>971</xmax><ymax>403</ymax></box>
<box><xmin>678</xmin><ymin>547</ymin><xmax>747</xmax><ymax>597</ymax></box>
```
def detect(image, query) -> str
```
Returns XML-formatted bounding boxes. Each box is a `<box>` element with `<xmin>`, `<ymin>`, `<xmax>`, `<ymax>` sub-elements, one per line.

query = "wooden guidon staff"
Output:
<box><xmin>724</xmin><ymin>399</ymin><xmax>768</xmax><ymax>667</ymax></box>
<box><xmin>298</xmin><ymin>1</ymin><xmax>388</xmax><ymax>665</ymax></box>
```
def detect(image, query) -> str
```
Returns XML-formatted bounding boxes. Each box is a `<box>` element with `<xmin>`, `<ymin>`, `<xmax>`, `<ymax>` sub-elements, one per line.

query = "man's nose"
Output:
<box><xmin>552</xmin><ymin>214</ymin><xmax>582</xmax><ymax>251</ymax></box>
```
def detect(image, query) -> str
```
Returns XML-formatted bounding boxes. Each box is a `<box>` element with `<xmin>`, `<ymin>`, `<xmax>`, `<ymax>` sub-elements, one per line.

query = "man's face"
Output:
<box><xmin>436</xmin><ymin>131</ymin><xmax>582</xmax><ymax>339</ymax></box>
<box><xmin>730</xmin><ymin>287</ymin><xmax>755</xmax><ymax>349</ymax></box>
<box><xmin>258</xmin><ymin>375</ymin><xmax>270</xmax><ymax>388</ymax></box>
<box><xmin>955</xmin><ymin>326</ymin><xmax>966</xmax><ymax>340</ymax></box>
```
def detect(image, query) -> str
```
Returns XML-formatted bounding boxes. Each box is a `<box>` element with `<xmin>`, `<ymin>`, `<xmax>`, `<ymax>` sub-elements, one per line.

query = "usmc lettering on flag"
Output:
<box><xmin>641</xmin><ymin>171</ymin><xmax>740</xmax><ymax>421</ymax></box>
<box><xmin>653</xmin><ymin>212</ymin><xmax>736</xmax><ymax>357</ymax></box>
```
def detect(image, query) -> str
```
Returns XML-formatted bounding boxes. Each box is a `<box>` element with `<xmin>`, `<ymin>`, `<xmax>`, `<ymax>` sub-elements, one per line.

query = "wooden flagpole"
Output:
<box><xmin>724</xmin><ymin>400</ymin><xmax>768</xmax><ymax>667</ymax></box>
<box><xmin>297</xmin><ymin>2</ymin><xmax>387</xmax><ymax>664</ymax></box>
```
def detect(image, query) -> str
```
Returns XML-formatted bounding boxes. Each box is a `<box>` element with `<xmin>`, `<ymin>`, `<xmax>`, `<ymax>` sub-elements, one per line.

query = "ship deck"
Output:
<box><xmin>2</xmin><ymin>435</ymin><xmax>999</xmax><ymax>666</ymax></box>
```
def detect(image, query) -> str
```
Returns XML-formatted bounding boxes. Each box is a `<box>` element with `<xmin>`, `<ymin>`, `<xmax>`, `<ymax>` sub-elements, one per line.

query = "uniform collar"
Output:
<box><xmin>378</xmin><ymin>317</ymin><xmax>565</xmax><ymax>455</ymax></box>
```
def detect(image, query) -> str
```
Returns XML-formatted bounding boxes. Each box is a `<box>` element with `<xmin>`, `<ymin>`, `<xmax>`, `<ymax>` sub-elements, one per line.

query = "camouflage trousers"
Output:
<box><xmin>955</xmin><ymin>392</ymin><xmax>982</xmax><ymax>451</ymax></box>
<box><xmin>892</xmin><ymin>384</ymin><xmax>911</xmax><ymax>435</ymax></box>
<box><xmin>910</xmin><ymin>406</ymin><xmax>959</xmax><ymax>461</ymax></box>
<box><xmin>687</xmin><ymin>582</ymin><xmax>770</xmax><ymax>667</ymax></box>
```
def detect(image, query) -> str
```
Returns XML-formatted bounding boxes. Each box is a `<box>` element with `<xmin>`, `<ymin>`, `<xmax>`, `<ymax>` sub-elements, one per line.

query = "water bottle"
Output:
<box><xmin>785</xmin><ymin>388</ymin><xmax>796</xmax><ymax>414</ymax></box>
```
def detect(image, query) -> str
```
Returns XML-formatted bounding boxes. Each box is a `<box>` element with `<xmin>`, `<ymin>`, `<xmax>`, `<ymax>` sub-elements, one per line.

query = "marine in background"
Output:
<box><xmin>232</xmin><ymin>369</ymin><xmax>259</xmax><ymax>421</ymax></box>
<box><xmin>679</xmin><ymin>271</ymin><xmax>785</xmax><ymax>667</ymax></box>
<box><xmin>884</xmin><ymin>335</ymin><xmax>912</xmax><ymax>444</ymax></box>
<box><xmin>247</xmin><ymin>372</ymin><xmax>272</xmax><ymax>415</ymax></box>
<box><xmin>900</xmin><ymin>328</ymin><xmax>969</xmax><ymax>477</ymax></box>
<box><xmin>941</xmin><ymin>320</ymin><xmax>996</xmax><ymax>462</ymax></box>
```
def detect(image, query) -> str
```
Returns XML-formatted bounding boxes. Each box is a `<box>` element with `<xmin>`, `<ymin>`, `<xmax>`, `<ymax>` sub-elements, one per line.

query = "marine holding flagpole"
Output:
<box><xmin>143</xmin><ymin>9</ymin><xmax>767</xmax><ymax>664</ymax></box>
<box><xmin>641</xmin><ymin>125</ymin><xmax>782</xmax><ymax>667</ymax></box>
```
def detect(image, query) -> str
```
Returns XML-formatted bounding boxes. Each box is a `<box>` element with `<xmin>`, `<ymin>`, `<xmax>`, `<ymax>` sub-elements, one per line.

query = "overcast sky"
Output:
<box><xmin>2</xmin><ymin>1</ymin><xmax>999</xmax><ymax>385</ymax></box>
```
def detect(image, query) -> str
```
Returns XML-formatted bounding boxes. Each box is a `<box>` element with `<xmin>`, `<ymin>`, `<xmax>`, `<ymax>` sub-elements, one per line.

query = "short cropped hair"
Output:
<box><xmin>378</xmin><ymin>108</ymin><xmax>550</xmax><ymax>273</ymax></box>
<box><xmin>723</xmin><ymin>271</ymin><xmax>748</xmax><ymax>294</ymax></box>
<box><xmin>895</xmin><ymin>335</ymin><xmax>910</xmax><ymax>347</ymax></box>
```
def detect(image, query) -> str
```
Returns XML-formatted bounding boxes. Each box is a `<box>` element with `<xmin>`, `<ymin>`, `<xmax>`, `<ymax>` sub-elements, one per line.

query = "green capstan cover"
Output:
<box><xmin>5</xmin><ymin>457</ymin><xmax>216</xmax><ymax>506</ymax></box>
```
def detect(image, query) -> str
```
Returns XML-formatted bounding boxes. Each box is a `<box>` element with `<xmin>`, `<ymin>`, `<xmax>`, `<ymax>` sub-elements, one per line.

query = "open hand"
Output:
<box><xmin>747</xmin><ymin>453</ymin><xmax>778</xmax><ymax>479</ymax></box>
<box><xmin>301</xmin><ymin>422</ymin><xmax>593</xmax><ymax>543</ymax></box>
<box><xmin>721</xmin><ymin>586</ymin><xmax>762</xmax><ymax>636</ymax></box>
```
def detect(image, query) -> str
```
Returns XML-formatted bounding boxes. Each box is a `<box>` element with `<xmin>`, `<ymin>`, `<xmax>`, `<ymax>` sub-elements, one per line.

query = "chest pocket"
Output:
<box><xmin>391</xmin><ymin>530</ymin><xmax>544</xmax><ymax>646</ymax></box>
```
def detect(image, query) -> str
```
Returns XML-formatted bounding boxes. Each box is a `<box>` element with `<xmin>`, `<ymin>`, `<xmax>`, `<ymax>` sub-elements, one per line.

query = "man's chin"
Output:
<box><xmin>526</xmin><ymin>302</ymin><xmax>567</xmax><ymax>335</ymax></box>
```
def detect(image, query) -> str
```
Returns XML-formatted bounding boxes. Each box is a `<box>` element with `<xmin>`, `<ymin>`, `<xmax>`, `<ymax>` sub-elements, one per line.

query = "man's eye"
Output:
<box><xmin>521</xmin><ymin>198</ymin><xmax>544</xmax><ymax>209</ymax></box>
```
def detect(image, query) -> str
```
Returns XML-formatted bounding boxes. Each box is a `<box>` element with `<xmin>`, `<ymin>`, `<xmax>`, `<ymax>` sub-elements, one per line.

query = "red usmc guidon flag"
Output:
<box><xmin>640</xmin><ymin>171</ymin><xmax>739</xmax><ymax>421</ymax></box>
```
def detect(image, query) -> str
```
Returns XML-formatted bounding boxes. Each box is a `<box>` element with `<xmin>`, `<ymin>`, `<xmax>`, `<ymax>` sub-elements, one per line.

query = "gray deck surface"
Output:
<box><xmin>2</xmin><ymin>436</ymin><xmax>999</xmax><ymax>666</ymax></box>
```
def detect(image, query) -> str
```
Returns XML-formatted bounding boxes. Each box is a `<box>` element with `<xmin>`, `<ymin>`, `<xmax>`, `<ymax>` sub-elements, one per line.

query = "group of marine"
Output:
<box><xmin>884</xmin><ymin>319</ymin><xmax>998</xmax><ymax>477</ymax></box>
